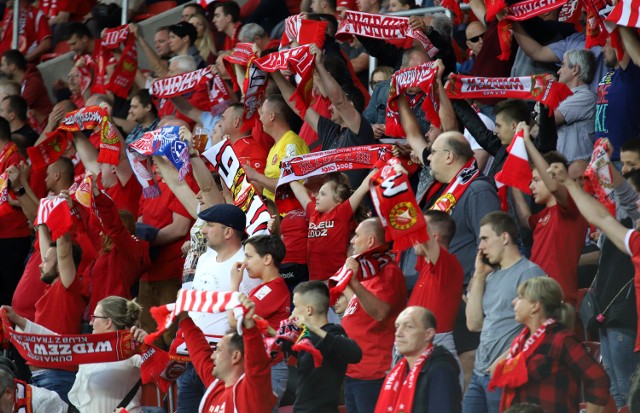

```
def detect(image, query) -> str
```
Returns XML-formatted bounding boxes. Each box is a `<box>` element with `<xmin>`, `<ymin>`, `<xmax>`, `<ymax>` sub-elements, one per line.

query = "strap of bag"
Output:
<box><xmin>117</xmin><ymin>378</ymin><xmax>142</xmax><ymax>409</ymax></box>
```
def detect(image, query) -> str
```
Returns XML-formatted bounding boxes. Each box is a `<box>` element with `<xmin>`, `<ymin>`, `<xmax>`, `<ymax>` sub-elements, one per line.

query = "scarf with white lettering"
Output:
<box><xmin>0</xmin><ymin>310</ymin><xmax>178</xmax><ymax>390</ymax></box>
<box><xmin>328</xmin><ymin>244</ymin><xmax>397</xmax><ymax>305</ymax></box>
<box><xmin>336</xmin><ymin>11</ymin><xmax>439</xmax><ymax>58</ymax></box>
<box><xmin>273</xmin><ymin>144</ymin><xmax>393</xmax><ymax>213</ymax></box>
<box><xmin>424</xmin><ymin>158</ymin><xmax>480</xmax><ymax>213</ymax></box>
<box><xmin>202</xmin><ymin>140</ymin><xmax>271</xmax><ymax>236</ymax></box>
<box><xmin>252</xmin><ymin>45</ymin><xmax>316</xmax><ymax>118</ymax></box>
<box><xmin>374</xmin><ymin>344</ymin><xmax>434</xmax><ymax>413</ymax></box>
<box><xmin>386</xmin><ymin>62</ymin><xmax>440</xmax><ymax>138</ymax></box>
<box><xmin>491</xmin><ymin>0</ymin><xmax>569</xmax><ymax>60</ymax></box>
<box><xmin>151</xmin><ymin>66</ymin><xmax>216</xmax><ymax>100</ymax></box>
<box><xmin>144</xmin><ymin>289</ymin><xmax>245</xmax><ymax>346</ymax></box>
<box><xmin>103</xmin><ymin>25</ymin><xmax>138</xmax><ymax>99</ymax></box>
<box><xmin>445</xmin><ymin>74</ymin><xmax>573</xmax><ymax>112</ymax></box>
<box><xmin>58</xmin><ymin>106</ymin><xmax>121</xmax><ymax>166</ymax></box>
<box><xmin>370</xmin><ymin>158</ymin><xmax>428</xmax><ymax>251</ymax></box>
<box><xmin>127</xmin><ymin>126</ymin><xmax>190</xmax><ymax>197</ymax></box>
<box><xmin>26</xmin><ymin>130</ymin><xmax>72</xmax><ymax>170</ymax></box>
<box><xmin>489</xmin><ymin>318</ymin><xmax>555</xmax><ymax>411</ymax></box>
<box><xmin>583</xmin><ymin>138</ymin><xmax>616</xmax><ymax>216</ymax></box>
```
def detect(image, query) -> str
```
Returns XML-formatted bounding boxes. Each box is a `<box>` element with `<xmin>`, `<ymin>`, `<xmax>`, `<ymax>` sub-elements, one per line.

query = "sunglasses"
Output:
<box><xmin>467</xmin><ymin>34</ymin><xmax>485</xmax><ymax>43</ymax></box>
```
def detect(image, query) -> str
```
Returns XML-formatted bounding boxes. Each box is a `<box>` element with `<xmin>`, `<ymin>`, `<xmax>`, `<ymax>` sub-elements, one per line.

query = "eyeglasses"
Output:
<box><xmin>90</xmin><ymin>315</ymin><xmax>109</xmax><ymax>322</ymax></box>
<box><xmin>467</xmin><ymin>34</ymin><xmax>485</xmax><ymax>43</ymax></box>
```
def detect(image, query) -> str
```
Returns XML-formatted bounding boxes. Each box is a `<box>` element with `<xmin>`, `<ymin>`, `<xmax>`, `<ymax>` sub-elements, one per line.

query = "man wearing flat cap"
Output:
<box><xmin>176</xmin><ymin>203</ymin><xmax>261</xmax><ymax>412</ymax></box>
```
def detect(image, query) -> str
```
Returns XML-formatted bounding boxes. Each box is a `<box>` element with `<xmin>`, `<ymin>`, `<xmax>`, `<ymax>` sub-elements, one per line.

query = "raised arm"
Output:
<box><xmin>521</xmin><ymin>122</ymin><xmax>570</xmax><ymax>207</ymax></box>
<box><xmin>57</xmin><ymin>231</ymin><xmax>76</xmax><ymax>289</ymax></box>
<box><xmin>72</xmin><ymin>131</ymin><xmax>100</xmax><ymax>175</ymax></box>
<box><xmin>511</xmin><ymin>22</ymin><xmax>561</xmax><ymax>63</ymax></box>
<box><xmin>270</xmin><ymin>70</ymin><xmax>320</xmax><ymax>132</ymax></box>
<box><xmin>289</xmin><ymin>180</ymin><xmax>312</xmax><ymax>210</ymax></box>
<box><xmin>618</xmin><ymin>26</ymin><xmax>638</xmax><ymax>70</ymax></box>
<box><xmin>180</xmin><ymin>127</ymin><xmax>223</xmax><ymax>208</ymax></box>
<box><xmin>129</xmin><ymin>23</ymin><xmax>168</xmax><ymax>78</ymax></box>
<box><xmin>435</xmin><ymin>61</ymin><xmax>457</xmax><ymax>132</ymax></box>
<box><xmin>6</xmin><ymin>163</ymin><xmax>39</xmax><ymax>225</ymax></box>
<box><xmin>398</xmin><ymin>94</ymin><xmax>428</xmax><ymax>157</ymax></box>
<box><xmin>348</xmin><ymin>172</ymin><xmax>373</xmax><ymax>213</ymax></box>
<box><xmin>548</xmin><ymin>164</ymin><xmax>630</xmax><ymax>253</ymax></box>
<box><xmin>469</xmin><ymin>0</ymin><xmax>487</xmax><ymax>26</ymax></box>
<box><xmin>152</xmin><ymin>155</ymin><xmax>199</xmax><ymax>219</ymax></box>
<box><xmin>452</xmin><ymin>100</ymin><xmax>502</xmax><ymax>156</ymax></box>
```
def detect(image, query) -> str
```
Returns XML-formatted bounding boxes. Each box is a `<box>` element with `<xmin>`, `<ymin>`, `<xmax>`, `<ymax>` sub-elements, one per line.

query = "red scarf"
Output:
<box><xmin>606</xmin><ymin>0</ymin><xmax>640</xmax><ymax>29</ymax></box>
<box><xmin>445</xmin><ymin>74</ymin><xmax>573</xmax><ymax>112</ymax></box>
<box><xmin>280</xmin><ymin>15</ymin><xmax>328</xmax><ymax>48</ymax></box>
<box><xmin>0</xmin><ymin>310</ymin><xmax>179</xmax><ymax>391</ymax></box>
<box><xmin>150</xmin><ymin>67</ymin><xmax>216</xmax><ymax>100</ymax></box>
<box><xmin>104</xmin><ymin>26</ymin><xmax>138</xmax><ymax>99</ymax></box>
<box><xmin>14</xmin><ymin>380</ymin><xmax>33</xmax><ymax>413</ymax></box>
<box><xmin>374</xmin><ymin>344</ymin><xmax>434</xmax><ymax>413</ymax></box>
<box><xmin>494</xmin><ymin>129</ymin><xmax>533</xmax><ymax>210</ymax></box>
<box><xmin>252</xmin><ymin>45</ymin><xmax>316</xmax><ymax>118</ymax></box>
<box><xmin>583</xmin><ymin>0</ymin><xmax>613</xmax><ymax>48</ymax></box>
<box><xmin>489</xmin><ymin>318</ymin><xmax>556</xmax><ymax>412</ymax></box>
<box><xmin>494</xmin><ymin>0</ymin><xmax>569</xmax><ymax>60</ymax></box>
<box><xmin>240</xmin><ymin>61</ymin><xmax>268</xmax><ymax>132</ymax></box>
<box><xmin>424</xmin><ymin>158</ymin><xmax>480</xmax><ymax>213</ymax></box>
<box><xmin>583</xmin><ymin>138</ymin><xmax>616</xmax><ymax>216</ymax></box>
<box><xmin>223</xmin><ymin>43</ymin><xmax>256</xmax><ymax>92</ymax></box>
<box><xmin>386</xmin><ymin>62</ymin><xmax>440</xmax><ymax>138</ymax></box>
<box><xmin>26</xmin><ymin>130</ymin><xmax>72</xmax><ymax>170</ymax></box>
<box><xmin>34</xmin><ymin>196</ymin><xmax>75</xmax><ymax>240</ymax></box>
<box><xmin>0</xmin><ymin>140</ymin><xmax>18</xmax><ymax>171</ymax></box>
<box><xmin>59</xmin><ymin>106</ymin><xmax>121</xmax><ymax>166</ymax></box>
<box><xmin>336</xmin><ymin>11</ymin><xmax>439</xmax><ymax>58</ymax></box>
<box><xmin>370</xmin><ymin>158</ymin><xmax>428</xmax><ymax>252</ymax></box>
<box><xmin>201</xmin><ymin>139</ymin><xmax>272</xmax><ymax>236</ymax></box>
<box><xmin>328</xmin><ymin>244</ymin><xmax>396</xmax><ymax>305</ymax></box>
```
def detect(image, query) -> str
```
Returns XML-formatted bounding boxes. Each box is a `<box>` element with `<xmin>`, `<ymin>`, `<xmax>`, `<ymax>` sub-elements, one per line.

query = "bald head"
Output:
<box><xmin>428</xmin><ymin>132</ymin><xmax>474</xmax><ymax>184</ymax></box>
<box><xmin>351</xmin><ymin>217</ymin><xmax>388</xmax><ymax>255</ymax></box>
<box><xmin>360</xmin><ymin>218</ymin><xmax>385</xmax><ymax>244</ymax></box>
<box><xmin>441</xmin><ymin>132</ymin><xmax>474</xmax><ymax>161</ymax></box>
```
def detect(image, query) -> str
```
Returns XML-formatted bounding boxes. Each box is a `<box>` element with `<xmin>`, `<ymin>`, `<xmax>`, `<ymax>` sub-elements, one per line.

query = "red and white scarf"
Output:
<box><xmin>328</xmin><ymin>244</ymin><xmax>396</xmax><ymax>305</ymax></box>
<box><xmin>424</xmin><ymin>158</ymin><xmax>480</xmax><ymax>213</ymax></box>
<box><xmin>202</xmin><ymin>140</ymin><xmax>271</xmax><ymax>236</ymax></box>
<box><xmin>252</xmin><ymin>45</ymin><xmax>316</xmax><ymax>118</ymax></box>
<box><xmin>58</xmin><ymin>106</ymin><xmax>121</xmax><ymax>166</ymax></box>
<box><xmin>494</xmin><ymin>129</ymin><xmax>533</xmax><ymax>211</ymax></box>
<box><xmin>103</xmin><ymin>25</ymin><xmax>138</xmax><ymax>99</ymax></box>
<box><xmin>386</xmin><ymin>62</ymin><xmax>440</xmax><ymax>138</ymax></box>
<box><xmin>34</xmin><ymin>196</ymin><xmax>76</xmax><ymax>240</ymax></box>
<box><xmin>489</xmin><ymin>318</ymin><xmax>556</xmax><ymax>411</ymax></box>
<box><xmin>370</xmin><ymin>158</ymin><xmax>428</xmax><ymax>251</ymax></box>
<box><xmin>336</xmin><ymin>11</ymin><xmax>439</xmax><ymax>58</ymax></box>
<box><xmin>223</xmin><ymin>43</ymin><xmax>256</xmax><ymax>92</ymax></box>
<box><xmin>151</xmin><ymin>67</ymin><xmax>217</xmax><ymax>100</ymax></box>
<box><xmin>14</xmin><ymin>380</ymin><xmax>33</xmax><ymax>413</ymax></box>
<box><xmin>374</xmin><ymin>344</ymin><xmax>435</xmax><ymax>413</ymax></box>
<box><xmin>0</xmin><ymin>141</ymin><xmax>19</xmax><ymax>212</ymax></box>
<box><xmin>280</xmin><ymin>14</ymin><xmax>328</xmax><ymax>48</ymax></box>
<box><xmin>145</xmin><ymin>289</ymin><xmax>245</xmax><ymax>345</ymax></box>
<box><xmin>240</xmin><ymin>59</ymin><xmax>268</xmax><ymax>133</ymax></box>
<box><xmin>445</xmin><ymin>74</ymin><xmax>573</xmax><ymax>112</ymax></box>
<box><xmin>69</xmin><ymin>174</ymin><xmax>94</xmax><ymax>208</ymax></box>
<box><xmin>583</xmin><ymin>138</ymin><xmax>616</xmax><ymax>216</ymax></box>
<box><xmin>26</xmin><ymin>130</ymin><xmax>72</xmax><ymax>170</ymax></box>
<box><xmin>605</xmin><ymin>0</ymin><xmax>640</xmax><ymax>29</ymax></box>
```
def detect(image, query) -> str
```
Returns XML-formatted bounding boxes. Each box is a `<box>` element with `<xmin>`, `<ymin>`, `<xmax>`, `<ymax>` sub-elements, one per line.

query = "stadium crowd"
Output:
<box><xmin>0</xmin><ymin>0</ymin><xmax>639</xmax><ymax>412</ymax></box>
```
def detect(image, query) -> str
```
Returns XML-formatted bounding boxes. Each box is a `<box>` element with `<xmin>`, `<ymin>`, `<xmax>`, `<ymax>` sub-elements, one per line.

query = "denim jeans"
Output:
<box><xmin>462</xmin><ymin>373</ymin><xmax>502</xmax><ymax>413</ymax></box>
<box><xmin>271</xmin><ymin>360</ymin><xmax>289</xmax><ymax>412</ymax></box>
<box><xmin>600</xmin><ymin>327</ymin><xmax>640</xmax><ymax>407</ymax></box>
<box><xmin>176</xmin><ymin>362</ymin><xmax>206</xmax><ymax>413</ymax></box>
<box><xmin>30</xmin><ymin>369</ymin><xmax>76</xmax><ymax>404</ymax></box>
<box><xmin>344</xmin><ymin>376</ymin><xmax>385</xmax><ymax>413</ymax></box>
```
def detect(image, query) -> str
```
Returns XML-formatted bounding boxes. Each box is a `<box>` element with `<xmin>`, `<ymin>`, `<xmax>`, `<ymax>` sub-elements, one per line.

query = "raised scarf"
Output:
<box><xmin>103</xmin><ymin>25</ymin><xmax>138</xmax><ymax>99</ymax></box>
<box><xmin>424</xmin><ymin>158</ymin><xmax>480</xmax><ymax>213</ymax></box>
<box><xmin>279</xmin><ymin>14</ymin><xmax>328</xmax><ymax>48</ymax></box>
<box><xmin>370</xmin><ymin>157</ymin><xmax>428</xmax><ymax>251</ymax></box>
<box><xmin>494</xmin><ymin>129</ymin><xmax>533</xmax><ymax>210</ymax></box>
<box><xmin>128</xmin><ymin>126</ymin><xmax>190</xmax><ymax>198</ymax></box>
<box><xmin>386</xmin><ymin>62</ymin><xmax>440</xmax><ymax>138</ymax></box>
<box><xmin>26</xmin><ymin>130</ymin><xmax>72</xmax><ymax>170</ymax></box>
<box><xmin>69</xmin><ymin>174</ymin><xmax>94</xmax><ymax>208</ymax></box>
<box><xmin>493</xmin><ymin>0</ymin><xmax>570</xmax><ymax>60</ymax></box>
<box><xmin>202</xmin><ymin>139</ymin><xmax>271</xmax><ymax>236</ymax></box>
<box><xmin>489</xmin><ymin>318</ymin><xmax>556</xmax><ymax>411</ymax></box>
<box><xmin>58</xmin><ymin>106</ymin><xmax>121</xmax><ymax>166</ymax></box>
<box><xmin>328</xmin><ymin>244</ymin><xmax>397</xmax><ymax>305</ymax></box>
<box><xmin>222</xmin><ymin>42</ymin><xmax>256</xmax><ymax>92</ymax></box>
<box><xmin>0</xmin><ymin>310</ymin><xmax>178</xmax><ymax>390</ymax></box>
<box><xmin>445</xmin><ymin>74</ymin><xmax>573</xmax><ymax>112</ymax></box>
<box><xmin>252</xmin><ymin>45</ymin><xmax>316</xmax><ymax>118</ymax></box>
<box><xmin>144</xmin><ymin>289</ymin><xmax>245</xmax><ymax>345</ymax></box>
<box><xmin>273</xmin><ymin>144</ymin><xmax>393</xmax><ymax>214</ymax></box>
<box><xmin>34</xmin><ymin>196</ymin><xmax>76</xmax><ymax>240</ymax></box>
<box><xmin>0</xmin><ymin>142</ymin><xmax>18</xmax><ymax>213</ymax></box>
<box><xmin>336</xmin><ymin>11</ymin><xmax>439</xmax><ymax>58</ymax></box>
<box><xmin>374</xmin><ymin>344</ymin><xmax>434</xmax><ymax>413</ymax></box>
<box><xmin>583</xmin><ymin>138</ymin><xmax>616</xmax><ymax>217</ymax></box>
<box><xmin>151</xmin><ymin>66</ymin><xmax>217</xmax><ymax>100</ymax></box>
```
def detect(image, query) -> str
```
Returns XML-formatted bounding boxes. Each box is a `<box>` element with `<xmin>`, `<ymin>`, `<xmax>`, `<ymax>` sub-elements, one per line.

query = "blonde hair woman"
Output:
<box><xmin>489</xmin><ymin>278</ymin><xmax>610</xmax><ymax>413</ymax></box>
<box><xmin>189</xmin><ymin>14</ymin><xmax>217</xmax><ymax>64</ymax></box>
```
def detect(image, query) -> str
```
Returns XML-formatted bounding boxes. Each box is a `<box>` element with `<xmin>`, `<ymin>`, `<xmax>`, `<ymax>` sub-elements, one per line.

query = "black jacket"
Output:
<box><xmin>408</xmin><ymin>345</ymin><xmax>462</xmax><ymax>413</ymax></box>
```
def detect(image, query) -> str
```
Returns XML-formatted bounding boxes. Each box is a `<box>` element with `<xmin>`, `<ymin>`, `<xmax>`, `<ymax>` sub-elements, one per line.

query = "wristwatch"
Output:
<box><xmin>14</xmin><ymin>187</ymin><xmax>26</xmax><ymax>196</ymax></box>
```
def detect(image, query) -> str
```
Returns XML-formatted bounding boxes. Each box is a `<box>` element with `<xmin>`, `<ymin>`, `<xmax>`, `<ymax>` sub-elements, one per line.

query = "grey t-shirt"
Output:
<box><xmin>474</xmin><ymin>258</ymin><xmax>547</xmax><ymax>375</ymax></box>
<box><xmin>557</xmin><ymin>85</ymin><xmax>597</xmax><ymax>162</ymax></box>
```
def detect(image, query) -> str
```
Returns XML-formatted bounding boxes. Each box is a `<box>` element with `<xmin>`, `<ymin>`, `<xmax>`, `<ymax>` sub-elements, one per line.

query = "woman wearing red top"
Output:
<box><xmin>229</xmin><ymin>234</ymin><xmax>290</xmax><ymax>409</ymax></box>
<box><xmin>489</xmin><ymin>278</ymin><xmax>610</xmax><ymax>413</ymax></box>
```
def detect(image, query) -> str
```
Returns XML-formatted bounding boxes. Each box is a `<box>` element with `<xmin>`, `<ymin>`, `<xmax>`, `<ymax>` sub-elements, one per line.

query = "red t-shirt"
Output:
<box><xmin>12</xmin><ymin>247</ymin><xmax>45</xmax><ymax>321</ymax></box>
<box><xmin>35</xmin><ymin>276</ymin><xmax>87</xmax><ymax>335</ymax></box>
<box><xmin>624</xmin><ymin>230</ymin><xmax>640</xmax><ymax>351</ymax></box>
<box><xmin>306</xmin><ymin>200</ymin><xmax>355</xmax><ymax>281</ymax></box>
<box><xmin>341</xmin><ymin>261</ymin><xmax>407</xmax><ymax>380</ymax></box>
<box><xmin>0</xmin><ymin>143</ymin><xmax>30</xmax><ymax>238</ymax></box>
<box><xmin>0</xmin><ymin>7</ymin><xmax>51</xmax><ymax>57</ymax></box>
<box><xmin>281</xmin><ymin>208</ymin><xmax>308</xmax><ymax>265</ymax></box>
<box><xmin>103</xmin><ymin>174</ymin><xmax>142</xmax><ymax>217</ymax></box>
<box><xmin>249</xmin><ymin>278</ymin><xmax>290</xmax><ymax>330</ymax></box>
<box><xmin>408</xmin><ymin>246</ymin><xmax>464</xmax><ymax>333</ymax></box>
<box><xmin>22</xmin><ymin>65</ymin><xmax>53</xmax><ymax>130</ymax></box>
<box><xmin>138</xmin><ymin>180</ymin><xmax>194</xmax><ymax>282</ymax></box>
<box><xmin>233</xmin><ymin>137</ymin><xmax>267</xmax><ymax>174</ymax></box>
<box><xmin>529</xmin><ymin>196</ymin><xmax>588</xmax><ymax>306</ymax></box>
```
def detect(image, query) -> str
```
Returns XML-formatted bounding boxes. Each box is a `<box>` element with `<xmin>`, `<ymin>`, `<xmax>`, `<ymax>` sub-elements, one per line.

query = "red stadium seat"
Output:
<box><xmin>39</xmin><ymin>40</ymin><xmax>71</xmax><ymax>62</ymax></box>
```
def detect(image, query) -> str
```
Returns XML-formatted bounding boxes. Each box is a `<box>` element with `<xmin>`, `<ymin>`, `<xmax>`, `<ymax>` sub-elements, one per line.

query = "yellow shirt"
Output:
<box><xmin>263</xmin><ymin>130</ymin><xmax>309</xmax><ymax>200</ymax></box>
